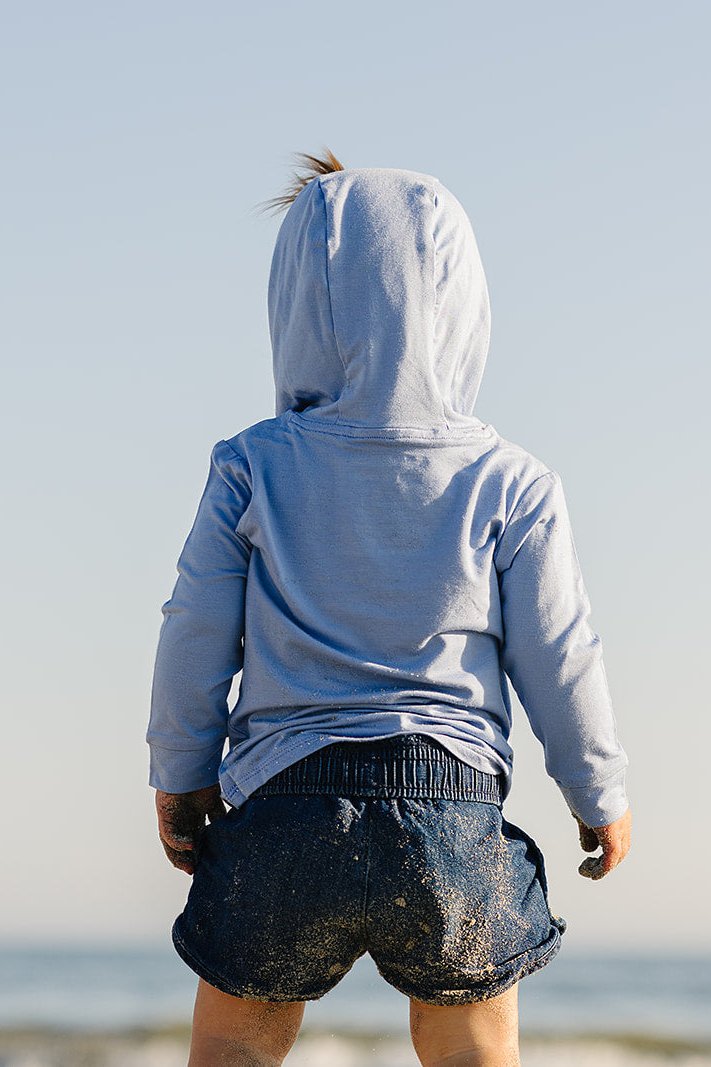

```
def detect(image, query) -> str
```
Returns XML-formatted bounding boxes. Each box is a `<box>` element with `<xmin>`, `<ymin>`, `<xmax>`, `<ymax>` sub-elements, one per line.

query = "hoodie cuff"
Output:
<box><xmin>558</xmin><ymin>767</ymin><xmax>629</xmax><ymax>827</ymax></box>
<box><xmin>148</xmin><ymin>741</ymin><xmax>225</xmax><ymax>794</ymax></box>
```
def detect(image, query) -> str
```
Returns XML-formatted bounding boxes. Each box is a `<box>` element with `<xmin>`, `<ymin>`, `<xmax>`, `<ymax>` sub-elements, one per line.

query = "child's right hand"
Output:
<box><xmin>155</xmin><ymin>784</ymin><xmax>227</xmax><ymax>875</ymax></box>
<box><xmin>574</xmin><ymin>807</ymin><xmax>632</xmax><ymax>880</ymax></box>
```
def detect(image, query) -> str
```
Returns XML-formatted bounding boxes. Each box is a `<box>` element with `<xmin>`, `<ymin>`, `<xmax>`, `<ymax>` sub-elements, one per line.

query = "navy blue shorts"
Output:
<box><xmin>171</xmin><ymin>734</ymin><xmax>566</xmax><ymax>1005</ymax></box>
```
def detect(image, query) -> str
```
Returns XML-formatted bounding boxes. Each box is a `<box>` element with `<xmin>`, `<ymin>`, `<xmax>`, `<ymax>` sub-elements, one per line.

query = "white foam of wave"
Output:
<box><xmin>522</xmin><ymin>1041</ymin><xmax>711</xmax><ymax>1067</ymax></box>
<box><xmin>99</xmin><ymin>1034</ymin><xmax>711</xmax><ymax>1067</ymax></box>
<box><xmin>2</xmin><ymin>1035</ymin><xmax>711</xmax><ymax>1067</ymax></box>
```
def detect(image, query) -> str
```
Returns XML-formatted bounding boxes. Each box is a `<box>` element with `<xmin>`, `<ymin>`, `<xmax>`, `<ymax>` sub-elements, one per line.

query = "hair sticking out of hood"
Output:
<box><xmin>258</xmin><ymin>148</ymin><xmax>345</xmax><ymax>216</ymax></box>
<box><xmin>267</xmin><ymin>158</ymin><xmax>492</xmax><ymax>433</ymax></box>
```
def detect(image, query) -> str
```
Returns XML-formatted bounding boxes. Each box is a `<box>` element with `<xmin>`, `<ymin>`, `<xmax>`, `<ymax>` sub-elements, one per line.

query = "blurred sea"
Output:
<box><xmin>0</xmin><ymin>945</ymin><xmax>709</xmax><ymax>1066</ymax></box>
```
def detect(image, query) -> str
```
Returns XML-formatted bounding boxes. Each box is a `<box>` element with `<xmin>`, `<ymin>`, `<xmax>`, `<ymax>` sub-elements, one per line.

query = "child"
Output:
<box><xmin>147</xmin><ymin>150</ymin><xmax>631</xmax><ymax>1067</ymax></box>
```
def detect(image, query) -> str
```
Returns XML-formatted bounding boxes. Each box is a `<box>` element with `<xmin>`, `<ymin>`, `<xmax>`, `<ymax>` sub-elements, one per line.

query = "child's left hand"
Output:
<box><xmin>155</xmin><ymin>785</ymin><xmax>227</xmax><ymax>875</ymax></box>
<box><xmin>573</xmin><ymin>807</ymin><xmax>632</xmax><ymax>880</ymax></box>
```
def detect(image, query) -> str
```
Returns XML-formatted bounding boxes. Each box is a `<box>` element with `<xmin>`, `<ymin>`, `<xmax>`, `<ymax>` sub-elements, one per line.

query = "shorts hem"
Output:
<box><xmin>171</xmin><ymin>917</ymin><xmax>340</xmax><ymax>1003</ymax></box>
<box><xmin>375</xmin><ymin>924</ymin><xmax>563</xmax><ymax>1006</ymax></box>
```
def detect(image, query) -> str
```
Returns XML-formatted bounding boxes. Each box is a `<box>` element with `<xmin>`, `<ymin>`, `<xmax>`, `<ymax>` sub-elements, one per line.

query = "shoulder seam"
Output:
<box><xmin>215</xmin><ymin>437</ymin><xmax>246</xmax><ymax>463</ymax></box>
<box><xmin>210</xmin><ymin>439</ymin><xmax>254</xmax><ymax>501</ymax></box>
<box><xmin>493</xmin><ymin>470</ymin><xmax>558</xmax><ymax>572</ymax></box>
<box><xmin>506</xmin><ymin>470</ymin><xmax>558</xmax><ymax>527</ymax></box>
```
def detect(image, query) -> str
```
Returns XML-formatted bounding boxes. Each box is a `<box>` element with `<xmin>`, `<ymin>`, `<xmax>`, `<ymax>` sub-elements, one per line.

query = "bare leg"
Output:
<box><xmin>409</xmin><ymin>982</ymin><xmax>520</xmax><ymax>1067</ymax></box>
<box><xmin>188</xmin><ymin>977</ymin><xmax>306</xmax><ymax>1066</ymax></box>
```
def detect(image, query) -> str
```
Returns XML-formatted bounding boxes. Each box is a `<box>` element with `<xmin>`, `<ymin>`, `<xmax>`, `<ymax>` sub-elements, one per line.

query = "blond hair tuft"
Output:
<box><xmin>257</xmin><ymin>148</ymin><xmax>345</xmax><ymax>216</ymax></box>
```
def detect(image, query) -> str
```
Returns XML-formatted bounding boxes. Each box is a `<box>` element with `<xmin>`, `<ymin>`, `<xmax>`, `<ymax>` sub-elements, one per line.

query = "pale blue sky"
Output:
<box><xmin>1</xmin><ymin>1</ymin><xmax>709</xmax><ymax>951</ymax></box>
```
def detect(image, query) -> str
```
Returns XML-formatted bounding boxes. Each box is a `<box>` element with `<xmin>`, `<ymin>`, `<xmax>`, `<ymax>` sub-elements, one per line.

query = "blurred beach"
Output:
<box><xmin>0</xmin><ymin>946</ymin><xmax>709</xmax><ymax>1066</ymax></box>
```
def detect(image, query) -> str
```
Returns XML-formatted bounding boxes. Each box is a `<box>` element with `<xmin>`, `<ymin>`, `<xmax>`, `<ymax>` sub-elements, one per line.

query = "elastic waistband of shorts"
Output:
<box><xmin>251</xmin><ymin>733</ymin><xmax>504</xmax><ymax>805</ymax></box>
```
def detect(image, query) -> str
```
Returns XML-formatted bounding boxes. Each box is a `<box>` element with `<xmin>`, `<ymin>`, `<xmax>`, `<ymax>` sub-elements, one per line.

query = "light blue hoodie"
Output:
<box><xmin>147</xmin><ymin>167</ymin><xmax>628</xmax><ymax>827</ymax></box>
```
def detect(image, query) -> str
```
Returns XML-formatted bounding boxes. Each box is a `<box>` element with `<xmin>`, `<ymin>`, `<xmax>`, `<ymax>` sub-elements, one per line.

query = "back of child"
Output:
<box><xmin>147</xmin><ymin>150</ymin><xmax>631</xmax><ymax>1066</ymax></box>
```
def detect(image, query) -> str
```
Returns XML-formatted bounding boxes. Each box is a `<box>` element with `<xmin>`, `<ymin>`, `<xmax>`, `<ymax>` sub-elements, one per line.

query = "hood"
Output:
<box><xmin>268</xmin><ymin>167</ymin><xmax>491</xmax><ymax>431</ymax></box>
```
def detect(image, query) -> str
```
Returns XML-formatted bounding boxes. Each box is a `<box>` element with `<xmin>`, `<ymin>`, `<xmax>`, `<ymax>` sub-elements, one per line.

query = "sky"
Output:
<box><xmin>1</xmin><ymin>1</ymin><xmax>709</xmax><ymax>955</ymax></box>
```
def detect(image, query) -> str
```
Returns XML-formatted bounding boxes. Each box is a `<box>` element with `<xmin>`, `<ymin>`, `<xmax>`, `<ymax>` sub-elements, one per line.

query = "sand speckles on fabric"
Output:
<box><xmin>171</xmin><ymin>785</ymin><xmax>565</xmax><ymax>1006</ymax></box>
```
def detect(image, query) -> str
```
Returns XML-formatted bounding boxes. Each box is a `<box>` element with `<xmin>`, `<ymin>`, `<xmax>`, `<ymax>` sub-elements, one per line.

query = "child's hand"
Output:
<box><xmin>573</xmin><ymin>807</ymin><xmax>632</xmax><ymax>880</ymax></box>
<box><xmin>155</xmin><ymin>784</ymin><xmax>227</xmax><ymax>875</ymax></box>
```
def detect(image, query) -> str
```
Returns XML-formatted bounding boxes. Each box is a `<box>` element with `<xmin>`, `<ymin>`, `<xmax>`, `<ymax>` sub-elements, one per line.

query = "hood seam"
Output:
<box><xmin>431</xmin><ymin>179</ymin><xmax>451</xmax><ymax>433</ymax></box>
<box><xmin>318</xmin><ymin>178</ymin><xmax>349</xmax><ymax>426</ymax></box>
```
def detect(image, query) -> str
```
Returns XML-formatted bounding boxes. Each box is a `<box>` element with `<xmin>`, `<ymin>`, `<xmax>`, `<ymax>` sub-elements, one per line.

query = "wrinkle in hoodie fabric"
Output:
<box><xmin>147</xmin><ymin>167</ymin><xmax>628</xmax><ymax>827</ymax></box>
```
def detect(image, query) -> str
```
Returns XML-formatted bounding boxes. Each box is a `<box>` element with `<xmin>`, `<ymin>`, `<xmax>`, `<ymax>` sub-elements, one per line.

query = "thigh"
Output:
<box><xmin>366</xmin><ymin>798</ymin><xmax>565</xmax><ymax>1005</ymax></box>
<box><xmin>189</xmin><ymin>977</ymin><xmax>305</xmax><ymax>1067</ymax></box>
<box><xmin>409</xmin><ymin>982</ymin><xmax>520</xmax><ymax>1067</ymax></box>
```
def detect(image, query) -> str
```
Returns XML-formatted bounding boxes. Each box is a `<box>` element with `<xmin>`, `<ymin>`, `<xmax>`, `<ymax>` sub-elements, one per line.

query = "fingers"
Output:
<box><xmin>159</xmin><ymin>836</ymin><xmax>195</xmax><ymax>876</ymax></box>
<box><xmin>574</xmin><ymin>815</ymin><xmax>599</xmax><ymax>853</ymax></box>
<box><xmin>154</xmin><ymin>787</ymin><xmax>230</xmax><ymax>874</ymax></box>
<box><xmin>158</xmin><ymin>819</ymin><xmax>196</xmax><ymax>874</ymax></box>
<box><xmin>155</xmin><ymin>791</ymin><xmax>201</xmax><ymax>852</ymax></box>
<box><xmin>576</xmin><ymin>807</ymin><xmax>632</xmax><ymax>880</ymax></box>
<box><xmin>157</xmin><ymin>808</ymin><xmax>200</xmax><ymax>852</ymax></box>
<box><xmin>594</xmin><ymin>817</ymin><xmax>631</xmax><ymax>878</ymax></box>
<box><xmin>578</xmin><ymin>855</ymin><xmax>604</xmax><ymax>879</ymax></box>
<box><xmin>600</xmin><ymin>841</ymin><xmax>625</xmax><ymax>877</ymax></box>
<box><xmin>578</xmin><ymin>841</ymin><xmax>623</xmax><ymax>880</ymax></box>
<box><xmin>160</xmin><ymin>827</ymin><xmax>196</xmax><ymax>852</ymax></box>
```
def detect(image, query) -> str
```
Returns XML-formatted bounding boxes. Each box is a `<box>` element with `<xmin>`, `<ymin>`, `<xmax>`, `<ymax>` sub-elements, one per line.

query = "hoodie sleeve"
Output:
<box><xmin>494</xmin><ymin>470</ymin><xmax>629</xmax><ymax>827</ymax></box>
<box><xmin>146</xmin><ymin>440</ymin><xmax>252</xmax><ymax>793</ymax></box>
